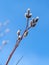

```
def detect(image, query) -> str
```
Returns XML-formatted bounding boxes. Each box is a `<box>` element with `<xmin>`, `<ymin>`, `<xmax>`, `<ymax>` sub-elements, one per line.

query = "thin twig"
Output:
<box><xmin>26</xmin><ymin>18</ymin><xmax>29</xmax><ymax>29</ymax></box>
<box><xmin>5</xmin><ymin>8</ymin><xmax>39</xmax><ymax>65</ymax></box>
<box><xmin>5</xmin><ymin>19</ymin><xmax>30</xmax><ymax>65</ymax></box>
<box><xmin>16</xmin><ymin>56</ymin><xmax>23</xmax><ymax>65</ymax></box>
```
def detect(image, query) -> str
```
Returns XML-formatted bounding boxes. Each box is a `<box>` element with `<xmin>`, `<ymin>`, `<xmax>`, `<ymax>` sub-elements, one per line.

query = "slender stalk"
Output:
<box><xmin>5</xmin><ymin>19</ymin><xmax>30</xmax><ymax>65</ymax></box>
<box><xmin>16</xmin><ymin>56</ymin><xmax>23</xmax><ymax>65</ymax></box>
<box><xmin>5</xmin><ymin>9</ymin><xmax>39</xmax><ymax>65</ymax></box>
<box><xmin>5</xmin><ymin>40</ymin><xmax>20</xmax><ymax>65</ymax></box>
<box><xmin>26</xmin><ymin>18</ymin><xmax>29</xmax><ymax>29</ymax></box>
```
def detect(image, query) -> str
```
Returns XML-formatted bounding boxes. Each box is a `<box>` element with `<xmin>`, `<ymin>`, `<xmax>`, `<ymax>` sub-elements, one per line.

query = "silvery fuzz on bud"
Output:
<box><xmin>30</xmin><ymin>20</ymin><xmax>36</xmax><ymax>27</ymax></box>
<box><xmin>24</xmin><ymin>30</ymin><xmax>28</xmax><ymax>37</ymax></box>
<box><xmin>25</xmin><ymin>8</ymin><xmax>32</xmax><ymax>18</ymax></box>
<box><xmin>18</xmin><ymin>35</ymin><xmax>21</xmax><ymax>40</ymax></box>
<box><xmin>30</xmin><ymin>16</ymin><xmax>39</xmax><ymax>27</ymax></box>
<box><xmin>35</xmin><ymin>16</ymin><xmax>39</xmax><ymax>22</ymax></box>
<box><xmin>27</xmin><ymin>8</ymin><xmax>30</xmax><ymax>15</ymax></box>
<box><xmin>17</xmin><ymin>30</ymin><xmax>21</xmax><ymax>36</ymax></box>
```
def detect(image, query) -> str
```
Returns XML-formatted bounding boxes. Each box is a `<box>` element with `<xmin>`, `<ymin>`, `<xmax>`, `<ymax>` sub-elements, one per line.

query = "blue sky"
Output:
<box><xmin>0</xmin><ymin>0</ymin><xmax>49</xmax><ymax>65</ymax></box>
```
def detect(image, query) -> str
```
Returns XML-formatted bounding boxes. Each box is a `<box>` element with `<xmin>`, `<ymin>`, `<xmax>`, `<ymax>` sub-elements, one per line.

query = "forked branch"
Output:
<box><xmin>5</xmin><ymin>8</ymin><xmax>39</xmax><ymax>65</ymax></box>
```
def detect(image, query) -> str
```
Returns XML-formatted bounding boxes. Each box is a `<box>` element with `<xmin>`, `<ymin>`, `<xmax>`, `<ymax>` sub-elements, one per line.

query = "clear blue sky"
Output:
<box><xmin>0</xmin><ymin>0</ymin><xmax>49</xmax><ymax>65</ymax></box>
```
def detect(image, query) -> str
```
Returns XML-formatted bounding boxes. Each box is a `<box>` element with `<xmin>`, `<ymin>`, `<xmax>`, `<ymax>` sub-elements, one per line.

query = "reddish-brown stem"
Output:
<box><xmin>5</xmin><ymin>40</ymin><xmax>20</xmax><ymax>65</ymax></box>
<box><xmin>5</xmin><ymin>19</ymin><xmax>30</xmax><ymax>65</ymax></box>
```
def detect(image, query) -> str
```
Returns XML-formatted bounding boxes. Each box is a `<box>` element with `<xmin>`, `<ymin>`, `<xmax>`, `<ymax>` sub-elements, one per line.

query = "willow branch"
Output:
<box><xmin>5</xmin><ymin>8</ymin><xmax>39</xmax><ymax>65</ymax></box>
<box><xmin>5</xmin><ymin>19</ymin><xmax>30</xmax><ymax>65</ymax></box>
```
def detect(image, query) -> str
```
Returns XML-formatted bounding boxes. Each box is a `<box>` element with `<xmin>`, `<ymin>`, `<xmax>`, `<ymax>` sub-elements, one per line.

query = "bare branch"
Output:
<box><xmin>5</xmin><ymin>19</ymin><xmax>29</xmax><ymax>65</ymax></box>
<box><xmin>5</xmin><ymin>8</ymin><xmax>39</xmax><ymax>65</ymax></box>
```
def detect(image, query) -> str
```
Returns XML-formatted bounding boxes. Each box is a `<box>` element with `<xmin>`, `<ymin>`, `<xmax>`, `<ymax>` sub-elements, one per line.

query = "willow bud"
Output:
<box><xmin>25</xmin><ymin>8</ymin><xmax>32</xmax><ymax>18</ymax></box>
<box><xmin>17</xmin><ymin>30</ymin><xmax>21</xmax><ymax>36</ymax></box>
<box><xmin>30</xmin><ymin>20</ymin><xmax>36</xmax><ymax>27</ymax></box>
<box><xmin>24</xmin><ymin>30</ymin><xmax>28</xmax><ymax>37</ymax></box>
<box><xmin>35</xmin><ymin>16</ymin><xmax>39</xmax><ymax>22</ymax></box>
<box><xmin>18</xmin><ymin>35</ymin><xmax>21</xmax><ymax>40</ymax></box>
